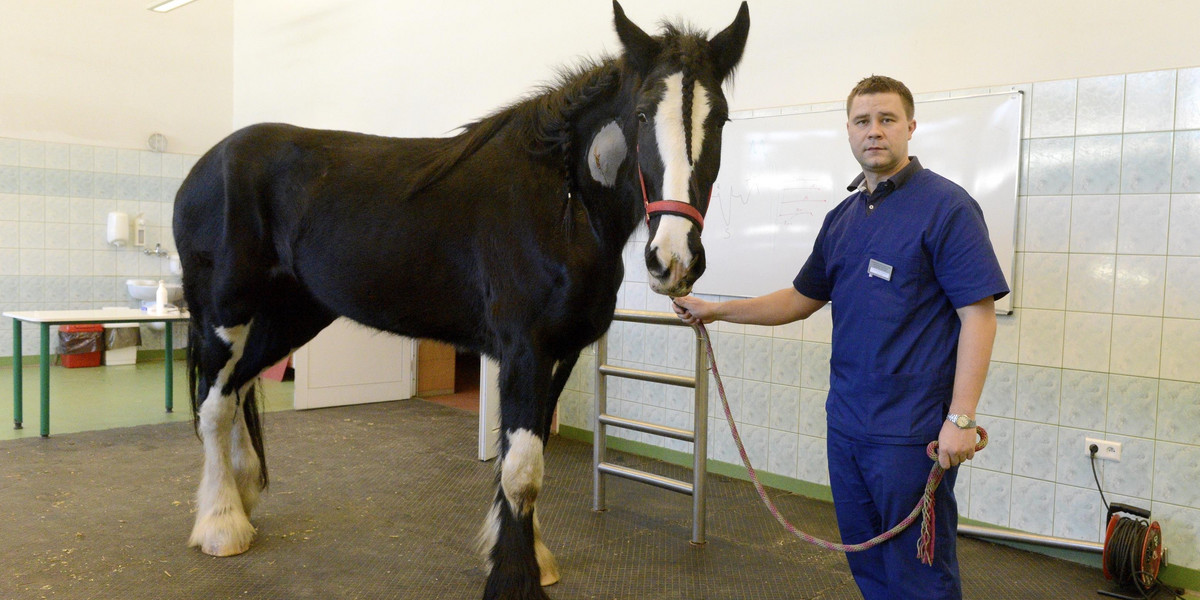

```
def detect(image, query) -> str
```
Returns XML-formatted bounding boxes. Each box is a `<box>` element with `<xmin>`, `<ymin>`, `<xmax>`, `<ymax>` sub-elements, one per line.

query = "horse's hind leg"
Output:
<box><xmin>190</xmin><ymin>321</ymin><xmax>257</xmax><ymax>557</ymax></box>
<box><xmin>480</xmin><ymin>346</ymin><xmax>557</xmax><ymax>600</ymax></box>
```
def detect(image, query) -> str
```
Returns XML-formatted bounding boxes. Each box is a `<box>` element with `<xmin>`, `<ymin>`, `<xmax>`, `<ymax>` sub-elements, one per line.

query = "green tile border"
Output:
<box><xmin>557</xmin><ymin>424</ymin><xmax>1199</xmax><ymax>592</ymax></box>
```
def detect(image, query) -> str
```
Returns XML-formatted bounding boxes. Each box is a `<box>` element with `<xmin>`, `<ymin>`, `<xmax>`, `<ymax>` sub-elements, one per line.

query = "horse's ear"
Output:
<box><xmin>709</xmin><ymin>1</ymin><xmax>750</xmax><ymax>82</ymax></box>
<box><xmin>613</xmin><ymin>1</ymin><xmax>660</xmax><ymax>76</ymax></box>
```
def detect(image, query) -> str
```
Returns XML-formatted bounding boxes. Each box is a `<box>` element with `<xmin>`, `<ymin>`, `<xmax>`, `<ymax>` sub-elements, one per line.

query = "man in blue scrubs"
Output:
<box><xmin>673</xmin><ymin>75</ymin><xmax>1009</xmax><ymax>599</ymax></box>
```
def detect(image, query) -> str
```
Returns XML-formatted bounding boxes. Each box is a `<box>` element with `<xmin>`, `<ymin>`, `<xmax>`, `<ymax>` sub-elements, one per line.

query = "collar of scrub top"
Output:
<box><xmin>847</xmin><ymin>156</ymin><xmax>924</xmax><ymax>199</ymax></box>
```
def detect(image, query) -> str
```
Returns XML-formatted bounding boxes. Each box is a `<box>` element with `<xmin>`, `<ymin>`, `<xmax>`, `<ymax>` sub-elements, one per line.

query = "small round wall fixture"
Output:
<box><xmin>148</xmin><ymin>133</ymin><xmax>168</xmax><ymax>153</ymax></box>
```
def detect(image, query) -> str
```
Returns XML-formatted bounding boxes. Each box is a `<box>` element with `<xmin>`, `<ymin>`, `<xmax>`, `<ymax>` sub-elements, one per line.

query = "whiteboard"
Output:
<box><xmin>697</xmin><ymin>92</ymin><xmax>1021</xmax><ymax>314</ymax></box>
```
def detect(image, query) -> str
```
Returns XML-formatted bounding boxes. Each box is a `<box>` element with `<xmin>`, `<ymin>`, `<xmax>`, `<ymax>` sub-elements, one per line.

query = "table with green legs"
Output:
<box><xmin>4</xmin><ymin>308</ymin><xmax>191</xmax><ymax>437</ymax></box>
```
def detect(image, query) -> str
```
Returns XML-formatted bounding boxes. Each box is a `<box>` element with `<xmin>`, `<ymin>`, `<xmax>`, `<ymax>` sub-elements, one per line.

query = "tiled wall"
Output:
<box><xmin>558</xmin><ymin>66</ymin><xmax>1200</xmax><ymax>572</ymax></box>
<box><xmin>0</xmin><ymin>139</ymin><xmax>198</xmax><ymax>356</ymax></box>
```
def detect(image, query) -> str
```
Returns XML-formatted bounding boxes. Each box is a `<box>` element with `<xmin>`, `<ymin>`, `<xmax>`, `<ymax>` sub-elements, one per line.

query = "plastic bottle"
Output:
<box><xmin>155</xmin><ymin>280</ymin><xmax>168</xmax><ymax>314</ymax></box>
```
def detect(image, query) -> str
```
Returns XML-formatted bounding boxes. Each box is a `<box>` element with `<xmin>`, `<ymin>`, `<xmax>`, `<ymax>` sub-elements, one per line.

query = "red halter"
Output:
<box><xmin>636</xmin><ymin>145</ymin><xmax>707</xmax><ymax>230</ymax></box>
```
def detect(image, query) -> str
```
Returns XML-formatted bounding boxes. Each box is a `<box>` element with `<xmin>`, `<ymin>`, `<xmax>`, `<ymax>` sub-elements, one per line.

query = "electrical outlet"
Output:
<box><xmin>1085</xmin><ymin>437</ymin><xmax>1122</xmax><ymax>462</ymax></box>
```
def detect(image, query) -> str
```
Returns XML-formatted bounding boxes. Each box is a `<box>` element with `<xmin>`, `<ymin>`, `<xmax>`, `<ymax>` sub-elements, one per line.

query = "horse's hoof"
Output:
<box><xmin>189</xmin><ymin>512</ymin><xmax>256</xmax><ymax>557</ymax></box>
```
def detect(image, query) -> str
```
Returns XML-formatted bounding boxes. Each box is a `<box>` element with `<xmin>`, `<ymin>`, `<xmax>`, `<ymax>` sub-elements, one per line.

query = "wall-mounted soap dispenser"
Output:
<box><xmin>134</xmin><ymin>213</ymin><xmax>146</xmax><ymax>247</ymax></box>
<box><xmin>106</xmin><ymin>211</ymin><xmax>130</xmax><ymax>247</ymax></box>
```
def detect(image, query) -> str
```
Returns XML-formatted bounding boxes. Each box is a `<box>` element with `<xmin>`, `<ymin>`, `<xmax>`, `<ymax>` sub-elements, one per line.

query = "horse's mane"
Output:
<box><xmin>402</xmin><ymin>23</ymin><xmax>715</xmax><ymax>200</ymax></box>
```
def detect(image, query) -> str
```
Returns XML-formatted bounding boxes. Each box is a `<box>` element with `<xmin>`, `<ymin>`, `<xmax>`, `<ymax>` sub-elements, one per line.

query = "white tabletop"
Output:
<box><xmin>3</xmin><ymin>307</ymin><xmax>191</xmax><ymax>324</ymax></box>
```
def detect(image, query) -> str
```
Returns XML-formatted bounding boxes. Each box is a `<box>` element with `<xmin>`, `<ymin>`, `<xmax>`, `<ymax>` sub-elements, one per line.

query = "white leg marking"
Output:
<box><xmin>190</xmin><ymin>322</ymin><xmax>257</xmax><ymax>557</ymax></box>
<box><xmin>476</xmin><ymin>500</ymin><xmax>503</xmax><ymax>575</ymax></box>
<box><xmin>534</xmin><ymin>509</ymin><xmax>559</xmax><ymax>587</ymax></box>
<box><xmin>230</xmin><ymin>402</ymin><xmax>262</xmax><ymax>515</ymax></box>
<box><xmin>500</xmin><ymin>428</ymin><xmax>544</xmax><ymax>518</ymax></box>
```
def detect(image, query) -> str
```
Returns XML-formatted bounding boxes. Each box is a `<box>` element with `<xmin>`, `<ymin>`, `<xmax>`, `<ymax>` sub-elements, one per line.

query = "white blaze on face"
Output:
<box><xmin>649</xmin><ymin>72</ymin><xmax>711</xmax><ymax>288</ymax></box>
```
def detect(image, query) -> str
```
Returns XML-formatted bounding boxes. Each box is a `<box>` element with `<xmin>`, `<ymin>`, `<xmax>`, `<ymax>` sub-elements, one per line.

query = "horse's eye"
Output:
<box><xmin>637</xmin><ymin>112</ymin><xmax>648</xmax><ymax>124</ymax></box>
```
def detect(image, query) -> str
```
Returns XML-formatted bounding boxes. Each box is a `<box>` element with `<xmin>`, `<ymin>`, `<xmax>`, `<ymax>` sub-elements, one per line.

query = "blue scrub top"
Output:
<box><xmin>793</xmin><ymin>158</ymin><xmax>1009</xmax><ymax>444</ymax></box>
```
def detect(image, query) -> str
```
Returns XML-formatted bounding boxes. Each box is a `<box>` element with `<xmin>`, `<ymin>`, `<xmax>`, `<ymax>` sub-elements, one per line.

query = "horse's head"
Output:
<box><xmin>615</xmin><ymin>1</ymin><xmax>749</xmax><ymax>297</ymax></box>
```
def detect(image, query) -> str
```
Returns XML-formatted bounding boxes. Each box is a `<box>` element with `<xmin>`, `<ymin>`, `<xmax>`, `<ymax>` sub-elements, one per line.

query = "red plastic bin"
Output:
<box><xmin>60</xmin><ymin>324</ymin><xmax>103</xmax><ymax>368</ymax></box>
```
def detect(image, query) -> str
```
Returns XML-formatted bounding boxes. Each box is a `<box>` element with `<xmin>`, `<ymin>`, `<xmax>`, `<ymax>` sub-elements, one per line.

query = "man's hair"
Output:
<box><xmin>846</xmin><ymin>75</ymin><xmax>915</xmax><ymax>120</ymax></box>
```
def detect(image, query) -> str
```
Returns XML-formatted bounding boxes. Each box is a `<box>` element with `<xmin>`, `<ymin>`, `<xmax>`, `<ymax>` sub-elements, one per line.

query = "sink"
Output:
<box><xmin>126</xmin><ymin>279</ymin><xmax>184</xmax><ymax>303</ymax></box>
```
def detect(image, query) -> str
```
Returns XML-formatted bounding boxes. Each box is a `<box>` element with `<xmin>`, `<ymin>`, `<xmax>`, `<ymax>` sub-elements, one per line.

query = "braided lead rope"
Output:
<box><xmin>692</xmin><ymin>322</ymin><xmax>987</xmax><ymax>565</ymax></box>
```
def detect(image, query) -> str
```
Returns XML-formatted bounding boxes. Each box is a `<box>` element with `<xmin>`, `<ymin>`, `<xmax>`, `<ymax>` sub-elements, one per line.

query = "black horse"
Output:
<box><xmin>173</xmin><ymin>3</ymin><xmax>748</xmax><ymax>598</ymax></box>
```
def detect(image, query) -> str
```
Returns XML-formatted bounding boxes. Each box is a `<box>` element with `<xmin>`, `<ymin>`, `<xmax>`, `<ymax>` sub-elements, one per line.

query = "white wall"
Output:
<box><xmin>234</xmin><ymin>1</ymin><xmax>1200</xmax><ymax>131</ymax></box>
<box><xmin>0</xmin><ymin>0</ymin><xmax>234</xmax><ymax>154</ymax></box>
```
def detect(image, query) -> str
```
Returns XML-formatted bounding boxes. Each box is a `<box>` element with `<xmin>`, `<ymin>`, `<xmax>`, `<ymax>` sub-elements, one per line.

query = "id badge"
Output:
<box><xmin>867</xmin><ymin>258</ymin><xmax>893</xmax><ymax>281</ymax></box>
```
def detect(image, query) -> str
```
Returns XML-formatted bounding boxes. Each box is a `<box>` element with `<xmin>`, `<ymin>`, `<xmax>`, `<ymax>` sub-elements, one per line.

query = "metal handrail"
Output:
<box><xmin>593</xmin><ymin>309</ymin><xmax>710</xmax><ymax>544</ymax></box>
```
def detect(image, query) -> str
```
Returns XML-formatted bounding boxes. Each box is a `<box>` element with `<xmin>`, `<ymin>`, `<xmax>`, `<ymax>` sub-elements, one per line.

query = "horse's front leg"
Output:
<box><xmin>480</xmin><ymin>352</ymin><xmax>557</xmax><ymax>600</ymax></box>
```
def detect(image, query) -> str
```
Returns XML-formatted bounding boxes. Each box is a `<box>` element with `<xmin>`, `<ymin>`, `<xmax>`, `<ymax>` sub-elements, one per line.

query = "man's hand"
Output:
<box><xmin>672</xmin><ymin>296</ymin><xmax>715</xmax><ymax>325</ymax></box>
<box><xmin>937</xmin><ymin>420</ymin><xmax>978</xmax><ymax>469</ymax></box>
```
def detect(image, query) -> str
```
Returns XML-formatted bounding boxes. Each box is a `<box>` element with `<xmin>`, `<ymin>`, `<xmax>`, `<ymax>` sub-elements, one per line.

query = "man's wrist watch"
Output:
<box><xmin>947</xmin><ymin>413</ymin><xmax>976</xmax><ymax>429</ymax></box>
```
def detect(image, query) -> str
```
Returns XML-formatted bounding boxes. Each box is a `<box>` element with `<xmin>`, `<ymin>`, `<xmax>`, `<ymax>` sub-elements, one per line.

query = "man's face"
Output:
<box><xmin>846</xmin><ymin>92</ymin><xmax>916</xmax><ymax>178</ymax></box>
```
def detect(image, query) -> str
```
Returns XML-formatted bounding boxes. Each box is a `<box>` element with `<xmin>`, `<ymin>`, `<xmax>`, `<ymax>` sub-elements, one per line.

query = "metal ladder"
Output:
<box><xmin>592</xmin><ymin>309</ymin><xmax>710</xmax><ymax>544</ymax></box>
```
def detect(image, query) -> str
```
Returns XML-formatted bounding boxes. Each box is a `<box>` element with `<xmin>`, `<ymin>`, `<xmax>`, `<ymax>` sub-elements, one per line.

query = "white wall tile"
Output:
<box><xmin>973</xmin><ymin>416</ymin><xmax>1013</xmax><ymax>473</ymax></box>
<box><xmin>796</xmin><ymin>433</ymin><xmax>829</xmax><ymax>486</ymax></box>
<box><xmin>1009</xmin><ymin>476</ymin><xmax>1056</xmax><ymax>535</ymax></box>
<box><xmin>770</xmin><ymin>338</ymin><xmax>801</xmax><ymax>386</ymax></box>
<box><xmin>1059</xmin><ymin>370</ymin><xmax>1108</xmax><ymax>430</ymax></box>
<box><xmin>1054</xmin><ymin>484</ymin><xmax>1104</xmax><ymax>542</ymax></box>
<box><xmin>741</xmin><ymin>379</ymin><xmax>770</xmax><ymax>427</ymax></box>
<box><xmin>1124</xmin><ymin>70</ymin><xmax>1177</xmax><ymax>133</ymax></box>
<box><xmin>742</xmin><ymin>334</ymin><xmax>771</xmax><ymax>382</ymax></box>
<box><xmin>1024</xmin><ymin>196</ymin><xmax>1072</xmax><ymax>252</ymax></box>
<box><xmin>800</xmin><ymin>342</ymin><xmax>830</xmax><ymax>391</ymax></box>
<box><xmin>768</xmin><ymin>383</ymin><xmax>799</xmax><ymax>433</ymax></box>
<box><xmin>1076</xmin><ymin>75</ymin><xmax>1125</xmax><ymax>135</ymax></box>
<box><xmin>1164</xmin><ymin>257</ymin><xmax>1200</xmax><ymax>319</ymax></box>
<box><xmin>1018</xmin><ymin>309</ymin><xmax>1065</xmax><ymax>367</ymax></box>
<box><xmin>1106</xmin><ymin>375</ymin><xmax>1158</xmax><ymax>438</ymax></box>
<box><xmin>1113</xmin><ymin>255</ymin><xmax>1165</xmax><ymax>316</ymax></box>
<box><xmin>1117</xmin><ymin>194</ymin><xmax>1170</xmax><ymax>254</ymax></box>
<box><xmin>767</xmin><ymin>429</ymin><xmax>798</xmax><ymax>479</ymax></box>
<box><xmin>1121</xmin><ymin>132</ymin><xmax>1174</xmax><ymax>194</ymax></box>
<box><xmin>1031</xmin><ymin>79</ymin><xmax>1077</xmax><ymax>138</ymax></box>
<box><xmin>1157</xmin><ymin>380</ymin><xmax>1200</xmax><ymax>444</ymax></box>
<box><xmin>1154</xmin><ymin>441</ymin><xmax>1200</xmax><ymax>508</ymax></box>
<box><xmin>1069</xmin><ymin>194</ymin><xmax>1119</xmax><ymax>252</ymax></box>
<box><xmin>1062</xmin><ymin>312</ymin><xmax>1113</xmax><ymax>373</ymax></box>
<box><xmin>1016</xmin><ymin>364</ymin><xmax>1061</xmax><ymax>422</ymax></box>
<box><xmin>1065</xmin><ymin>254</ymin><xmax>1114</xmax><ymax>313</ymax></box>
<box><xmin>1173</xmin><ymin>131</ymin><xmax>1200</xmax><ymax>193</ymax></box>
<box><xmin>1177</xmin><ymin>67</ymin><xmax>1200</xmax><ymax>129</ymax></box>
<box><xmin>1168</xmin><ymin>194</ymin><xmax>1200</xmax><ymax>256</ymax></box>
<box><xmin>797</xmin><ymin>388</ymin><xmax>827</xmax><ymax>438</ymax></box>
<box><xmin>980</xmin><ymin>361</ymin><xmax>1017</xmax><ymax>418</ymax></box>
<box><xmin>1108</xmin><ymin>314</ymin><xmax>1161</xmax><ymax>377</ymax></box>
<box><xmin>1072</xmin><ymin>137</ymin><xmax>1122</xmax><ymax>195</ymax></box>
<box><xmin>968</xmin><ymin>468</ymin><xmax>1012</xmax><ymax>527</ymax></box>
<box><xmin>1100</xmin><ymin>435</ymin><xmax>1153</xmax><ymax>501</ymax></box>
<box><xmin>1027</xmin><ymin>138</ymin><xmax>1075</xmax><ymax>195</ymax></box>
<box><xmin>1160</xmin><ymin>318</ymin><xmax>1200</xmax><ymax>383</ymax></box>
<box><xmin>0</xmin><ymin>139</ymin><xmax>19</xmax><ymax>166</ymax></box>
<box><xmin>19</xmin><ymin>140</ymin><xmax>45</xmax><ymax>168</ymax></box>
<box><xmin>1021</xmin><ymin>253</ymin><xmax>1068</xmax><ymax>310</ymax></box>
<box><xmin>1153</xmin><ymin>502</ymin><xmax>1200</xmax><ymax>571</ymax></box>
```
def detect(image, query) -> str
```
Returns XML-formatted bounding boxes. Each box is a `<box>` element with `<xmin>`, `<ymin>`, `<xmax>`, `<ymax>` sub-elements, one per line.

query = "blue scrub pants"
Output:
<box><xmin>827</xmin><ymin>427</ymin><xmax>962</xmax><ymax>600</ymax></box>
